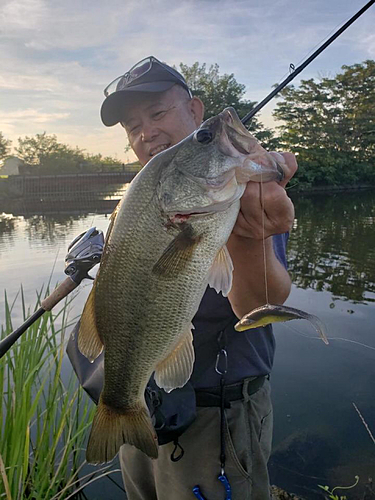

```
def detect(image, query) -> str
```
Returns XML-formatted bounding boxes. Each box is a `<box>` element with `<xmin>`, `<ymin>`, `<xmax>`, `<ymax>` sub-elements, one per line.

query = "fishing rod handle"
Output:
<box><xmin>41</xmin><ymin>277</ymin><xmax>79</xmax><ymax>311</ymax></box>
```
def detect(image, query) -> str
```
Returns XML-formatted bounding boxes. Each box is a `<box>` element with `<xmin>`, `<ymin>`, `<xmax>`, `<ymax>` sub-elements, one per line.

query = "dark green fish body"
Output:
<box><xmin>235</xmin><ymin>303</ymin><xmax>329</xmax><ymax>345</ymax></box>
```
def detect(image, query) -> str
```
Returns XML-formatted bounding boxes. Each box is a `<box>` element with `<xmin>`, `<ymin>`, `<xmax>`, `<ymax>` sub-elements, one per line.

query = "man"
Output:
<box><xmin>100</xmin><ymin>56</ymin><xmax>297</xmax><ymax>500</ymax></box>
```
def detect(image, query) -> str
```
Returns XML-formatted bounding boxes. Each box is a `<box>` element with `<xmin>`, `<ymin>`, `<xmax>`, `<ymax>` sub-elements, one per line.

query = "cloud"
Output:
<box><xmin>0</xmin><ymin>109</ymin><xmax>70</xmax><ymax>139</ymax></box>
<box><xmin>0</xmin><ymin>0</ymin><xmax>373</xmax><ymax>160</ymax></box>
<box><xmin>0</xmin><ymin>74</ymin><xmax>62</xmax><ymax>93</ymax></box>
<box><xmin>0</xmin><ymin>0</ymin><xmax>45</xmax><ymax>31</ymax></box>
<box><xmin>0</xmin><ymin>109</ymin><xmax>69</xmax><ymax>123</ymax></box>
<box><xmin>361</xmin><ymin>34</ymin><xmax>375</xmax><ymax>58</ymax></box>
<box><xmin>0</xmin><ymin>0</ymin><xmax>125</xmax><ymax>50</ymax></box>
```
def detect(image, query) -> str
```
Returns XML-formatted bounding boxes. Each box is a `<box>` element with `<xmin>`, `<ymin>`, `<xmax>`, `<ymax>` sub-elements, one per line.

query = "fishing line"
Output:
<box><xmin>45</xmin><ymin>248</ymin><xmax>60</xmax><ymax>292</ymax></box>
<box><xmin>259</xmin><ymin>173</ymin><xmax>269</xmax><ymax>305</ymax></box>
<box><xmin>281</xmin><ymin>322</ymin><xmax>375</xmax><ymax>352</ymax></box>
<box><xmin>352</xmin><ymin>403</ymin><xmax>375</xmax><ymax>445</ymax></box>
<box><xmin>105</xmin><ymin>473</ymin><xmax>126</xmax><ymax>493</ymax></box>
<box><xmin>323</xmin><ymin>337</ymin><xmax>375</xmax><ymax>352</ymax></box>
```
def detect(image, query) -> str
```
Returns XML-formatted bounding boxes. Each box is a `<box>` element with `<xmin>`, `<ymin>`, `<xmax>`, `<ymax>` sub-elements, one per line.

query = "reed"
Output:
<box><xmin>0</xmin><ymin>287</ymin><xmax>97</xmax><ymax>499</ymax></box>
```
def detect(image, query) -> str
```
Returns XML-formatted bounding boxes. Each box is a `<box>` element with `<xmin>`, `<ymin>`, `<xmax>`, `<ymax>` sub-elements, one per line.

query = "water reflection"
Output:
<box><xmin>0</xmin><ymin>190</ymin><xmax>374</xmax><ymax>499</ymax></box>
<box><xmin>0</xmin><ymin>197</ymin><xmax>118</xmax><ymax>218</ymax></box>
<box><xmin>24</xmin><ymin>214</ymin><xmax>87</xmax><ymax>246</ymax></box>
<box><xmin>0</xmin><ymin>214</ymin><xmax>19</xmax><ymax>250</ymax></box>
<box><xmin>0</xmin><ymin>210</ymin><xmax>113</xmax><ymax>252</ymax></box>
<box><xmin>289</xmin><ymin>190</ymin><xmax>375</xmax><ymax>303</ymax></box>
<box><xmin>3</xmin><ymin>191</ymin><xmax>375</xmax><ymax>304</ymax></box>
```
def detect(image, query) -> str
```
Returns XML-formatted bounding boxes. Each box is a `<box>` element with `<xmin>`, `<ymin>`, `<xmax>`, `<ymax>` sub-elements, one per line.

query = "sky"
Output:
<box><xmin>1</xmin><ymin>0</ymin><xmax>374</xmax><ymax>163</ymax></box>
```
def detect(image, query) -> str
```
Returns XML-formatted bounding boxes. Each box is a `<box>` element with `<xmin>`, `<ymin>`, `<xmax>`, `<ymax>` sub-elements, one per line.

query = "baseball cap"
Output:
<box><xmin>101</xmin><ymin>56</ymin><xmax>192</xmax><ymax>127</ymax></box>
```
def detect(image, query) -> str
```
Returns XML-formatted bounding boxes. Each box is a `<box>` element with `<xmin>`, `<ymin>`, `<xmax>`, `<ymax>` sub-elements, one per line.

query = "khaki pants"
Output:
<box><xmin>119</xmin><ymin>379</ymin><xmax>273</xmax><ymax>500</ymax></box>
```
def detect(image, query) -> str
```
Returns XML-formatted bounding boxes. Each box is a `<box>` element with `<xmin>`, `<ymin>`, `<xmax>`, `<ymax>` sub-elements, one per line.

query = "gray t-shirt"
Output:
<box><xmin>190</xmin><ymin>233</ymin><xmax>288</xmax><ymax>389</ymax></box>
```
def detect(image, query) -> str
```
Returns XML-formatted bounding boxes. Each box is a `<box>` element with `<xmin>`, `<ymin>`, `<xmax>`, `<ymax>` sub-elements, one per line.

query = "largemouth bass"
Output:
<box><xmin>78</xmin><ymin>107</ymin><xmax>285</xmax><ymax>464</ymax></box>
<box><xmin>234</xmin><ymin>303</ymin><xmax>329</xmax><ymax>344</ymax></box>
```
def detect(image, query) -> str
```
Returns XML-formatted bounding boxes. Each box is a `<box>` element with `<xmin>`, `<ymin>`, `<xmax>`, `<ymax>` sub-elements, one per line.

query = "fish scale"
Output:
<box><xmin>77</xmin><ymin>107</ymin><xmax>284</xmax><ymax>463</ymax></box>
<box><xmin>96</xmin><ymin>172</ymin><xmax>235</xmax><ymax>405</ymax></box>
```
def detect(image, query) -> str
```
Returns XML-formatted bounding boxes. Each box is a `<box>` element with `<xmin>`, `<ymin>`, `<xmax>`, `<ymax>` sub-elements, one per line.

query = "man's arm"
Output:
<box><xmin>227</xmin><ymin>153</ymin><xmax>297</xmax><ymax>318</ymax></box>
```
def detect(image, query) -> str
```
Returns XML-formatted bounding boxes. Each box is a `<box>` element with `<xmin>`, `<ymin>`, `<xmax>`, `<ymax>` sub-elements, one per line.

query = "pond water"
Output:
<box><xmin>0</xmin><ymin>189</ymin><xmax>374</xmax><ymax>499</ymax></box>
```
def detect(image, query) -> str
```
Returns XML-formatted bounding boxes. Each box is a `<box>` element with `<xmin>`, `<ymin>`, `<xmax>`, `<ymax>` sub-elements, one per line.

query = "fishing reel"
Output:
<box><xmin>64</xmin><ymin>227</ymin><xmax>104</xmax><ymax>284</ymax></box>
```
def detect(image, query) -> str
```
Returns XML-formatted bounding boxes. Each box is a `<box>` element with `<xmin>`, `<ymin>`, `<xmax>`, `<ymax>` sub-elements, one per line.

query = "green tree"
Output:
<box><xmin>273</xmin><ymin>60</ymin><xmax>375</xmax><ymax>187</ymax></box>
<box><xmin>84</xmin><ymin>153</ymin><xmax>124</xmax><ymax>172</ymax></box>
<box><xmin>15</xmin><ymin>132</ymin><xmax>124</xmax><ymax>174</ymax></box>
<box><xmin>16</xmin><ymin>133</ymin><xmax>71</xmax><ymax>166</ymax></box>
<box><xmin>0</xmin><ymin>132</ymin><xmax>12</xmax><ymax>162</ymax></box>
<box><xmin>177</xmin><ymin>62</ymin><xmax>280</xmax><ymax>150</ymax></box>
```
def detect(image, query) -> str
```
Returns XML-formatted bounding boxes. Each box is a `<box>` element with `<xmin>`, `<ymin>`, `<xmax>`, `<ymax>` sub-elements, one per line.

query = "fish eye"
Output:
<box><xmin>195</xmin><ymin>128</ymin><xmax>213</xmax><ymax>145</ymax></box>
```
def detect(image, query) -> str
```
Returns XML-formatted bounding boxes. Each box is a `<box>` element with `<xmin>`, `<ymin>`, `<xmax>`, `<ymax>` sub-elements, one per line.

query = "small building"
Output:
<box><xmin>0</xmin><ymin>156</ymin><xmax>25</xmax><ymax>176</ymax></box>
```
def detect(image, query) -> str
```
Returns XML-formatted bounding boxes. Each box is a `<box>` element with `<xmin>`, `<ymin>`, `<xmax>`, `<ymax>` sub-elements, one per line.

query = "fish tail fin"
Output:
<box><xmin>86</xmin><ymin>398</ymin><xmax>158</xmax><ymax>464</ymax></box>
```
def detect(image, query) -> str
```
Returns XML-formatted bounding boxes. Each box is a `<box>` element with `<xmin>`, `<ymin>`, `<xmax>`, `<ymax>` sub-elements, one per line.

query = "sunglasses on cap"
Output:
<box><xmin>103</xmin><ymin>56</ymin><xmax>192</xmax><ymax>98</ymax></box>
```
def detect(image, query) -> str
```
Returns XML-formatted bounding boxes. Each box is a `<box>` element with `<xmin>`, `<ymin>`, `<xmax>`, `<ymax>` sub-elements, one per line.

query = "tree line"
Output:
<box><xmin>1</xmin><ymin>60</ymin><xmax>374</xmax><ymax>187</ymax></box>
<box><xmin>0</xmin><ymin>132</ymin><xmax>125</xmax><ymax>174</ymax></box>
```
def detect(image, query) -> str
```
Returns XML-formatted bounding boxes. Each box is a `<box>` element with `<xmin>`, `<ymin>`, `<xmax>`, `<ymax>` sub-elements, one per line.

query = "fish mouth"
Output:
<box><xmin>220</xmin><ymin>108</ymin><xmax>256</xmax><ymax>156</ymax></box>
<box><xmin>195</xmin><ymin>108</ymin><xmax>252</xmax><ymax>158</ymax></box>
<box><xmin>220</xmin><ymin>108</ymin><xmax>285</xmax><ymax>181</ymax></box>
<box><xmin>167</xmin><ymin>181</ymin><xmax>246</xmax><ymax>223</ymax></box>
<box><xmin>170</xmin><ymin>211</ymin><xmax>213</xmax><ymax>224</ymax></box>
<box><xmin>223</xmin><ymin>108</ymin><xmax>255</xmax><ymax>154</ymax></box>
<box><xmin>165</xmin><ymin>166</ymin><xmax>246</xmax><ymax>222</ymax></box>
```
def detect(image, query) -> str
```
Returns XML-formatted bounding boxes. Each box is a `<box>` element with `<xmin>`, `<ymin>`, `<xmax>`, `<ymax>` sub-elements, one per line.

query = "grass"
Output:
<box><xmin>0</xmin><ymin>286</ymin><xmax>101</xmax><ymax>499</ymax></box>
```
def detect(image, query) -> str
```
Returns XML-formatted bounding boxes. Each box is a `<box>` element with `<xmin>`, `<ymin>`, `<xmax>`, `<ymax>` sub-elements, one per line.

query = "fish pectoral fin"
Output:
<box><xmin>207</xmin><ymin>245</ymin><xmax>234</xmax><ymax>297</ymax></box>
<box><xmin>86</xmin><ymin>399</ymin><xmax>158</xmax><ymax>464</ymax></box>
<box><xmin>154</xmin><ymin>326</ymin><xmax>195</xmax><ymax>393</ymax></box>
<box><xmin>78</xmin><ymin>285</ymin><xmax>104</xmax><ymax>362</ymax></box>
<box><xmin>152</xmin><ymin>224</ymin><xmax>202</xmax><ymax>278</ymax></box>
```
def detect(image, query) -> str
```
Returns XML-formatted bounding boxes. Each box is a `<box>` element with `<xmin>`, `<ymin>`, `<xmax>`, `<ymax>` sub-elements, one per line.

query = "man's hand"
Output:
<box><xmin>232</xmin><ymin>152</ymin><xmax>297</xmax><ymax>240</ymax></box>
<box><xmin>226</xmin><ymin>152</ymin><xmax>298</xmax><ymax>317</ymax></box>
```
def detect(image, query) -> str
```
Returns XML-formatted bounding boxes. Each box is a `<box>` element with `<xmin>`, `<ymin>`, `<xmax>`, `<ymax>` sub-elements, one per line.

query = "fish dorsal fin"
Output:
<box><xmin>207</xmin><ymin>245</ymin><xmax>234</xmax><ymax>297</ymax></box>
<box><xmin>78</xmin><ymin>284</ymin><xmax>104</xmax><ymax>362</ymax></box>
<box><xmin>154</xmin><ymin>326</ymin><xmax>195</xmax><ymax>393</ymax></box>
<box><xmin>152</xmin><ymin>224</ymin><xmax>202</xmax><ymax>278</ymax></box>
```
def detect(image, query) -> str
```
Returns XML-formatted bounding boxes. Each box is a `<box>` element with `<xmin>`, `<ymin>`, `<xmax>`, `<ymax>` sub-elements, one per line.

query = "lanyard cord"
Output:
<box><xmin>193</xmin><ymin>325</ymin><xmax>233</xmax><ymax>500</ymax></box>
<box><xmin>219</xmin><ymin>376</ymin><xmax>226</xmax><ymax>475</ymax></box>
<box><xmin>216</xmin><ymin>328</ymin><xmax>232</xmax><ymax>499</ymax></box>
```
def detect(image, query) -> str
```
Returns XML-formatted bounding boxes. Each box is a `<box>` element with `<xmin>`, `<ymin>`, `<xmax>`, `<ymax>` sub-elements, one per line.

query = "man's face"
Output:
<box><xmin>121</xmin><ymin>86</ymin><xmax>203</xmax><ymax>166</ymax></box>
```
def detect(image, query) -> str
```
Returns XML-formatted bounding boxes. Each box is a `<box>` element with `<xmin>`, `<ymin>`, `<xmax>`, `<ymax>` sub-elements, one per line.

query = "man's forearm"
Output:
<box><xmin>226</xmin><ymin>234</ymin><xmax>291</xmax><ymax>319</ymax></box>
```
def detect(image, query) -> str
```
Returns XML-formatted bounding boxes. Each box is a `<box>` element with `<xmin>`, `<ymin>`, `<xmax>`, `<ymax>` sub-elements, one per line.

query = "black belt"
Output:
<box><xmin>195</xmin><ymin>375</ymin><xmax>267</xmax><ymax>408</ymax></box>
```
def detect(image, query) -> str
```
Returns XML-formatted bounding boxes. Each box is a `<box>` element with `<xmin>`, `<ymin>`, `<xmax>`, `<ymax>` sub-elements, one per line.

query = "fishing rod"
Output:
<box><xmin>241</xmin><ymin>0</ymin><xmax>375</xmax><ymax>125</ymax></box>
<box><xmin>0</xmin><ymin>228</ymin><xmax>104</xmax><ymax>359</ymax></box>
